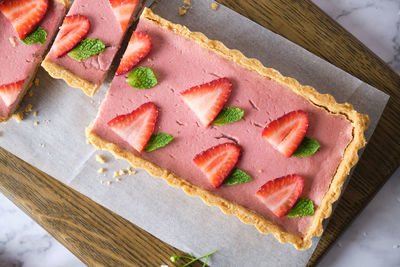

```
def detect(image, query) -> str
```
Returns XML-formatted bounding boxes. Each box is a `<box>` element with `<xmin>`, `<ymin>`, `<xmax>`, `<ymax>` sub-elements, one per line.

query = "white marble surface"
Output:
<box><xmin>0</xmin><ymin>0</ymin><xmax>399</xmax><ymax>266</ymax></box>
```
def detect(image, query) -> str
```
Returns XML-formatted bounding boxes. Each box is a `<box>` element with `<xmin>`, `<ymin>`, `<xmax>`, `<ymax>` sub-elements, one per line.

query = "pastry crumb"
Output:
<box><xmin>34</xmin><ymin>78</ymin><xmax>39</xmax><ymax>86</ymax></box>
<box><xmin>179</xmin><ymin>0</ymin><xmax>192</xmax><ymax>16</ymax></box>
<box><xmin>34</xmin><ymin>121</ymin><xmax>39</xmax><ymax>126</ymax></box>
<box><xmin>90</xmin><ymin>100</ymin><xmax>94</xmax><ymax>104</ymax></box>
<box><xmin>115</xmin><ymin>178</ymin><xmax>121</xmax><ymax>182</ymax></box>
<box><xmin>25</xmin><ymin>104</ymin><xmax>33</xmax><ymax>113</ymax></box>
<box><xmin>98</xmin><ymin>168</ymin><xmax>105</xmax><ymax>173</ymax></box>
<box><xmin>12</xmin><ymin>112</ymin><xmax>24</xmax><ymax>123</ymax></box>
<box><xmin>9</xmin><ymin>37</ymin><xmax>16</xmax><ymax>47</ymax></box>
<box><xmin>113</xmin><ymin>171</ymin><xmax>119</xmax><ymax>177</ymax></box>
<box><xmin>96</xmin><ymin>155</ymin><xmax>106</xmax><ymax>163</ymax></box>
<box><xmin>258</xmin><ymin>169</ymin><xmax>263</xmax><ymax>173</ymax></box>
<box><xmin>118</xmin><ymin>169</ymin><xmax>126</xmax><ymax>176</ymax></box>
<box><xmin>40</xmin><ymin>143</ymin><xmax>45</xmax><ymax>148</ymax></box>
<box><xmin>211</xmin><ymin>3</ymin><xmax>219</xmax><ymax>10</ymax></box>
<box><xmin>178</xmin><ymin>7</ymin><xmax>187</xmax><ymax>16</ymax></box>
<box><xmin>28</xmin><ymin>90</ymin><xmax>33</xmax><ymax>97</ymax></box>
<box><xmin>107</xmin><ymin>181</ymin><xmax>112</xmax><ymax>185</ymax></box>
<box><xmin>127</xmin><ymin>167</ymin><xmax>136</xmax><ymax>175</ymax></box>
<box><xmin>147</xmin><ymin>58</ymin><xmax>153</xmax><ymax>62</ymax></box>
<box><xmin>33</xmin><ymin>111</ymin><xmax>38</xmax><ymax>117</ymax></box>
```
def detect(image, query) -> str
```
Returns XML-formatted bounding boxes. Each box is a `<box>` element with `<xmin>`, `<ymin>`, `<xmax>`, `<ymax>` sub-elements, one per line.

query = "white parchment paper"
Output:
<box><xmin>0</xmin><ymin>0</ymin><xmax>389</xmax><ymax>266</ymax></box>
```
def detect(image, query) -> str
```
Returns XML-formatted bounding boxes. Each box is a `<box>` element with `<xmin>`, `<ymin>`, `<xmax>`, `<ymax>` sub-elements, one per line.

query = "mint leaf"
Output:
<box><xmin>127</xmin><ymin>67</ymin><xmax>158</xmax><ymax>89</ymax></box>
<box><xmin>68</xmin><ymin>38</ymin><xmax>106</xmax><ymax>61</ymax></box>
<box><xmin>21</xmin><ymin>26</ymin><xmax>47</xmax><ymax>45</ymax></box>
<box><xmin>213</xmin><ymin>107</ymin><xmax>244</xmax><ymax>125</ymax></box>
<box><xmin>292</xmin><ymin>137</ymin><xmax>320</xmax><ymax>157</ymax></box>
<box><xmin>223</xmin><ymin>168</ymin><xmax>252</xmax><ymax>185</ymax></box>
<box><xmin>286</xmin><ymin>197</ymin><xmax>315</xmax><ymax>218</ymax></box>
<box><xmin>144</xmin><ymin>133</ymin><xmax>174</xmax><ymax>152</ymax></box>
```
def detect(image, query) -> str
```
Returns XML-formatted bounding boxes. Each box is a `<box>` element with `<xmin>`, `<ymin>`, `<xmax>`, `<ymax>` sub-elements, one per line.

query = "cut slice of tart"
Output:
<box><xmin>86</xmin><ymin>8</ymin><xmax>369</xmax><ymax>250</ymax></box>
<box><xmin>0</xmin><ymin>0</ymin><xmax>69</xmax><ymax>122</ymax></box>
<box><xmin>41</xmin><ymin>0</ymin><xmax>143</xmax><ymax>97</ymax></box>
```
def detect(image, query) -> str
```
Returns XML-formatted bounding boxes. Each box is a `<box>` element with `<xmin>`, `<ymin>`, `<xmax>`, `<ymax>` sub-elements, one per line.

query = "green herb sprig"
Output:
<box><xmin>170</xmin><ymin>250</ymin><xmax>217</xmax><ymax>267</ymax></box>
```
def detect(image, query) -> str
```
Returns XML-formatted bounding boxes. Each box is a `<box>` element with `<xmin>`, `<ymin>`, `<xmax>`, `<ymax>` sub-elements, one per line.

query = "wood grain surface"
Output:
<box><xmin>1</xmin><ymin>0</ymin><xmax>400</xmax><ymax>266</ymax></box>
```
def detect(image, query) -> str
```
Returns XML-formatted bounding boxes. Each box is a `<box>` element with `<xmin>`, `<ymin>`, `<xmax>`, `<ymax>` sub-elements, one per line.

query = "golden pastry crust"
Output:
<box><xmin>87</xmin><ymin>8</ymin><xmax>370</xmax><ymax>250</ymax></box>
<box><xmin>41</xmin><ymin>59</ymin><xmax>100</xmax><ymax>97</ymax></box>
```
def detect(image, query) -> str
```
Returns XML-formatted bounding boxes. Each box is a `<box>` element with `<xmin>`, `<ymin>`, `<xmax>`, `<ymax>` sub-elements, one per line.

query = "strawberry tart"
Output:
<box><xmin>0</xmin><ymin>0</ymin><xmax>69</xmax><ymax>121</ymax></box>
<box><xmin>87</xmin><ymin>8</ymin><xmax>369</xmax><ymax>249</ymax></box>
<box><xmin>41</xmin><ymin>0</ymin><xmax>143</xmax><ymax>96</ymax></box>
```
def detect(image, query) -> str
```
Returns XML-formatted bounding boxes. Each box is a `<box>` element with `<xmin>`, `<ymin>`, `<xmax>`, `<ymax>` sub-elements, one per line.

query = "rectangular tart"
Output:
<box><xmin>0</xmin><ymin>0</ymin><xmax>69</xmax><ymax>121</ymax></box>
<box><xmin>87</xmin><ymin>8</ymin><xmax>370</xmax><ymax>250</ymax></box>
<box><xmin>41</xmin><ymin>0</ymin><xmax>143</xmax><ymax>97</ymax></box>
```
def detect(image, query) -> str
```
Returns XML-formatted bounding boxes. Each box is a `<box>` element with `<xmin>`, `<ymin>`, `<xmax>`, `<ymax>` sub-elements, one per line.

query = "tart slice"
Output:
<box><xmin>86</xmin><ymin>8</ymin><xmax>369</xmax><ymax>250</ymax></box>
<box><xmin>42</xmin><ymin>0</ymin><xmax>143</xmax><ymax>96</ymax></box>
<box><xmin>0</xmin><ymin>0</ymin><xmax>69</xmax><ymax>122</ymax></box>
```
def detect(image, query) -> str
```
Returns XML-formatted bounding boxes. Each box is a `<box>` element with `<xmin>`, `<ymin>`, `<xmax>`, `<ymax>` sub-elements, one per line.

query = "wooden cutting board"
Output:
<box><xmin>1</xmin><ymin>0</ymin><xmax>399</xmax><ymax>266</ymax></box>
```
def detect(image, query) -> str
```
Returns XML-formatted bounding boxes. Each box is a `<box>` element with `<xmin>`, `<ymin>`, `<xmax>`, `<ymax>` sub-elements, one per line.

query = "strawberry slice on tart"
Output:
<box><xmin>262</xmin><ymin>110</ymin><xmax>309</xmax><ymax>157</ymax></box>
<box><xmin>52</xmin><ymin>15</ymin><xmax>90</xmax><ymax>58</ymax></box>
<box><xmin>256</xmin><ymin>174</ymin><xmax>304</xmax><ymax>218</ymax></box>
<box><xmin>193</xmin><ymin>142</ymin><xmax>241</xmax><ymax>188</ymax></box>
<box><xmin>107</xmin><ymin>102</ymin><xmax>158</xmax><ymax>153</ymax></box>
<box><xmin>181</xmin><ymin>77</ymin><xmax>232</xmax><ymax>127</ymax></box>
<box><xmin>116</xmin><ymin>32</ymin><xmax>152</xmax><ymax>76</ymax></box>
<box><xmin>0</xmin><ymin>0</ymin><xmax>48</xmax><ymax>40</ymax></box>
<box><xmin>0</xmin><ymin>80</ymin><xmax>25</xmax><ymax>108</ymax></box>
<box><xmin>109</xmin><ymin>0</ymin><xmax>139</xmax><ymax>32</ymax></box>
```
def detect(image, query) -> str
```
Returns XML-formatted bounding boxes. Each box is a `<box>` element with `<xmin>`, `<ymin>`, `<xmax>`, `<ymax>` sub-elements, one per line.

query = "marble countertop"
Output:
<box><xmin>1</xmin><ymin>0</ymin><xmax>399</xmax><ymax>266</ymax></box>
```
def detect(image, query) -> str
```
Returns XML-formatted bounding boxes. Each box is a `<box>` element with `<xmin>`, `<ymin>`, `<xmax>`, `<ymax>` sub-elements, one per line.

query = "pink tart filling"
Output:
<box><xmin>45</xmin><ymin>0</ymin><xmax>140</xmax><ymax>86</ymax></box>
<box><xmin>91</xmin><ymin>19</ymin><xmax>353</xmax><ymax>237</ymax></box>
<box><xmin>0</xmin><ymin>0</ymin><xmax>67</xmax><ymax>118</ymax></box>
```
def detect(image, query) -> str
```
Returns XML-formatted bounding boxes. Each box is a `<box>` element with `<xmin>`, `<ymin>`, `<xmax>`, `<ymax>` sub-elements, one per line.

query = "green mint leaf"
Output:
<box><xmin>223</xmin><ymin>168</ymin><xmax>252</xmax><ymax>185</ymax></box>
<box><xmin>286</xmin><ymin>197</ymin><xmax>315</xmax><ymax>218</ymax></box>
<box><xmin>68</xmin><ymin>38</ymin><xmax>106</xmax><ymax>61</ymax></box>
<box><xmin>144</xmin><ymin>133</ymin><xmax>174</xmax><ymax>152</ymax></box>
<box><xmin>212</xmin><ymin>107</ymin><xmax>244</xmax><ymax>125</ymax></box>
<box><xmin>127</xmin><ymin>67</ymin><xmax>158</xmax><ymax>89</ymax></box>
<box><xmin>21</xmin><ymin>26</ymin><xmax>47</xmax><ymax>45</ymax></box>
<box><xmin>292</xmin><ymin>137</ymin><xmax>320</xmax><ymax>157</ymax></box>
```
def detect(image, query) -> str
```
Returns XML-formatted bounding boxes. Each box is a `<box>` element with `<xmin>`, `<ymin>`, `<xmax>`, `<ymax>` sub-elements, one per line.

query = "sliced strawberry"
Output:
<box><xmin>107</xmin><ymin>102</ymin><xmax>158</xmax><ymax>153</ymax></box>
<box><xmin>193</xmin><ymin>143</ymin><xmax>241</xmax><ymax>188</ymax></box>
<box><xmin>109</xmin><ymin>0</ymin><xmax>138</xmax><ymax>32</ymax></box>
<box><xmin>0</xmin><ymin>0</ymin><xmax>48</xmax><ymax>39</ymax></box>
<box><xmin>0</xmin><ymin>80</ymin><xmax>24</xmax><ymax>107</ymax></box>
<box><xmin>181</xmin><ymin>78</ymin><xmax>232</xmax><ymax>127</ymax></box>
<box><xmin>116</xmin><ymin>32</ymin><xmax>151</xmax><ymax>76</ymax></box>
<box><xmin>256</xmin><ymin>174</ymin><xmax>304</xmax><ymax>217</ymax></box>
<box><xmin>262</xmin><ymin>110</ymin><xmax>309</xmax><ymax>157</ymax></box>
<box><xmin>52</xmin><ymin>15</ymin><xmax>90</xmax><ymax>57</ymax></box>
